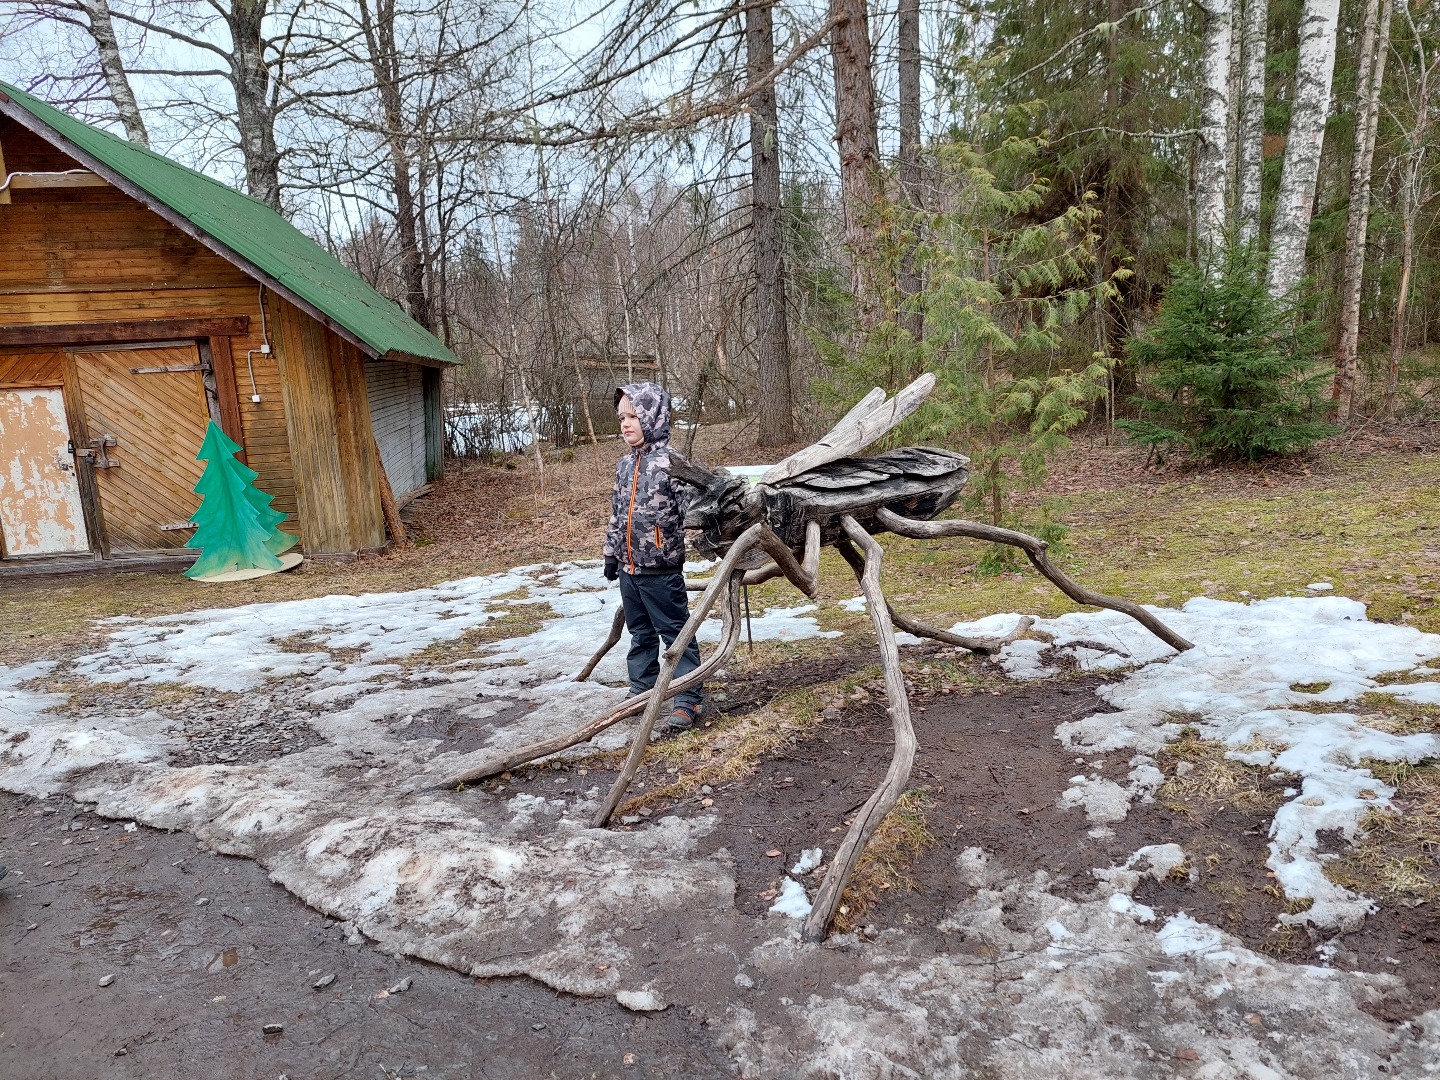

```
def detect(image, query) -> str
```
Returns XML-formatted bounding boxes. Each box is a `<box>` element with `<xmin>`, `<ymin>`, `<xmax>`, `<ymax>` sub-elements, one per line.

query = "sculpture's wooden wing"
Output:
<box><xmin>760</xmin><ymin>373</ymin><xmax>936</xmax><ymax>485</ymax></box>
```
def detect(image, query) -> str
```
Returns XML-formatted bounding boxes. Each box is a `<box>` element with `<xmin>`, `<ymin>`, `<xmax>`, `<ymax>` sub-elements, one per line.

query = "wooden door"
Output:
<box><xmin>0</xmin><ymin>385</ymin><xmax>90</xmax><ymax>556</ymax></box>
<box><xmin>70</xmin><ymin>343</ymin><xmax>210</xmax><ymax>551</ymax></box>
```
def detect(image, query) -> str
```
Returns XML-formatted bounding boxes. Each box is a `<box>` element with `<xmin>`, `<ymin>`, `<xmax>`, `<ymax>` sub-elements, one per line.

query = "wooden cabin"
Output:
<box><xmin>0</xmin><ymin>82</ymin><xmax>457</xmax><ymax>571</ymax></box>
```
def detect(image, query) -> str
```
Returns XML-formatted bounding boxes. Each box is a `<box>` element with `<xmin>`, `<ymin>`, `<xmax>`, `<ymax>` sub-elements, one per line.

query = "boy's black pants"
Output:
<box><xmin>617</xmin><ymin>569</ymin><xmax>703</xmax><ymax>709</ymax></box>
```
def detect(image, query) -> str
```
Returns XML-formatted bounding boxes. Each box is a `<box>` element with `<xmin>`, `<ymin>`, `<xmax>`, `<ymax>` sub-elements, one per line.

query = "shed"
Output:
<box><xmin>0</xmin><ymin>82</ymin><xmax>457</xmax><ymax>571</ymax></box>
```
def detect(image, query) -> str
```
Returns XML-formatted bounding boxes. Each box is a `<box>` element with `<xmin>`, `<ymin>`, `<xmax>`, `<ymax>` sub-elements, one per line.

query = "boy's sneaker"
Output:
<box><xmin>663</xmin><ymin>703</ymin><xmax>700</xmax><ymax>732</ymax></box>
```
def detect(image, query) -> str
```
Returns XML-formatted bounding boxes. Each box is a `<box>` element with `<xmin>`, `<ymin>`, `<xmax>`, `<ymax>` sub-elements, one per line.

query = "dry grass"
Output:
<box><xmin>832</xmin><ymin>789</ymin><xmax>938</xmax><ymax>933</ymax></box>
<box><xmin>1325</xmin><ymin>762</ymin><xmax>1440</xmax><ymax>902</ymax></box>
<box><xmin>608</xmin><ymin>667</ymin><xmax>881</xmax><ymax>815</ymax></box>
<box><xmin>401</xmin><ymin>605</ymin><xmax>556</xmax><ymax>668</ymax></box>
<box><xmin>1155</xmin><ymin>730</ymin><xmax>1287</xmax><ymax>813</ymax></box>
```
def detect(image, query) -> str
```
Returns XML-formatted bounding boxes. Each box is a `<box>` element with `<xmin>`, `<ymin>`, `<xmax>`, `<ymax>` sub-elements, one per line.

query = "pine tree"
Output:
<box><xmin>185</xmin><ymin>421</ymin><xmax>297</xmax><ymax>580</ymax></box>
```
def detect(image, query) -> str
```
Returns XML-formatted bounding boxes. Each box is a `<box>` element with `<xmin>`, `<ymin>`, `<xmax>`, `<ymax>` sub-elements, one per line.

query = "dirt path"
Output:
<box><xmin>0</xmin><ymin>792</ymin><xmax>729</xmax><ymax>1080</ymax></box>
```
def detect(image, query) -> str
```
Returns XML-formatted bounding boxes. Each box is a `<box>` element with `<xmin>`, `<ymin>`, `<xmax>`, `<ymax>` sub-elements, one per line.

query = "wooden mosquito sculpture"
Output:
<box><xmin>442</xmin><ymin>374</ymin><xmax>1193</xmax><ymax>942</ymax></box>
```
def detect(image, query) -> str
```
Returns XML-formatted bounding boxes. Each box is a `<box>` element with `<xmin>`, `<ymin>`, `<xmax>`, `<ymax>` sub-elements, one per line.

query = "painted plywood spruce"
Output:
<box><xmin>185</xmin><ymin>420</ymin><xmax>297</xmax><ymax>580</ymax></box>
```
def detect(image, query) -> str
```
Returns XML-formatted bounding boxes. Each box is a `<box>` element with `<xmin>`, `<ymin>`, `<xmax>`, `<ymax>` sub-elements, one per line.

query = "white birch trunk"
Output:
<box><xmin>1236</xmin><ymin>0</ymin><xmax>1268</xmax><ymax>245</ymax></box>
<box><xmin>1267</xmin><ymin>0</ymin><xmax>1341</xmax><ymax>299</ymax></box>
<box><xmin>1335</xmin><ymin>0</ymin><xmax>1392</xmax><ymax>420</ymax></box>
<box><xmin>1225</xmin><ymin>0</ymin><xmax>1244</xmax><ymax>211</ymax></box>
<box><xmin>1195</xmin><ymin>0</ymin><xmax>1234</xmax><ymax>257</ymax></box>
<box><xmin>78</xmin><ymin>0</ymin><xmax>148</xmax><ymax>147</ymax></box>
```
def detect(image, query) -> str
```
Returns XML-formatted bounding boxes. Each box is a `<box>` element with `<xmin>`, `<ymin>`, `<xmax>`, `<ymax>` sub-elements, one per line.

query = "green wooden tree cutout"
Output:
<box><xmin>185</xmin><ymin>421</ymin><xmax>297</xmax><ymax>580</ymax></box>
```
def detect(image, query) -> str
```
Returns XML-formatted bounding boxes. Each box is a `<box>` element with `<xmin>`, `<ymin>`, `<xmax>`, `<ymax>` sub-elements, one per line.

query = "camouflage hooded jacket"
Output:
<box><xmin>603</xmin><ymin>382</ymin><xmax>689</xmax><ymax>574</ymax></box>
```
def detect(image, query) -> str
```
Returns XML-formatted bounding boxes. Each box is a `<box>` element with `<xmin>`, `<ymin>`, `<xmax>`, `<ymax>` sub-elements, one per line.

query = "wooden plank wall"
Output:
<box><xmin>0</xmin><ymin>117</ymin><xmax>301</xmax><ymax>541</ymax></box>
<box><xmin>0</xmin><ymin>348</ymin><xmax>63</xmax><ymax>387</ymax></box>
<box><xmin>273</xmin><ymin>295</ymin><xmax>385</xmax><ymax>553</ymax></box>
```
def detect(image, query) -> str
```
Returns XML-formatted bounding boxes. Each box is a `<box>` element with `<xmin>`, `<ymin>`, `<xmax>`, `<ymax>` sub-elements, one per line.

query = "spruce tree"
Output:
<box><xmin>1118</xmin><ymin>243</ymin><xmax>1338</xmax><ymax>462</ymax></box>
<box><xmin>185</xmin><ymin>421</ymin><xmax>297</xmax><ymax>580</ymax></box>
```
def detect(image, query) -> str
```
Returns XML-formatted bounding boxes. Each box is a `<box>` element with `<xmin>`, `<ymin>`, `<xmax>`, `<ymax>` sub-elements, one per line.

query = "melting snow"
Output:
<box><xmin>972</xmin><ymin>595</ymin><xmax>1440</xmax><ymax>930</ymax></box>
<box><xmin>4</xmin><ymin>572</ymin><xmax>1440</xmax><ymax>1075</ymax></box>
<box><xmin>768</xmin><ymin>877</ymin><xmax>812</xmax><ymax>918</ymax></box>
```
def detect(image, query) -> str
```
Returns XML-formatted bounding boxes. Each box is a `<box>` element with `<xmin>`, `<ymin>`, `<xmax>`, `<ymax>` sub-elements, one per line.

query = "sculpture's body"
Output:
<box><xmin>442</xmin><ymin>375</ymin><xmax>1193</xmax><ymax>941</ymax></box>
<box><xmin>674</xmin><ymin>446</ymin><xmax>970</xmax><ymax>556</ymax></box>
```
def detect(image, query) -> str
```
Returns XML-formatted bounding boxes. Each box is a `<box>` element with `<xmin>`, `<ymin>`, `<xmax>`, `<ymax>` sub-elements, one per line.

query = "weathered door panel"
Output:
<box><xmin>71</xmin><ymin>344</ymin><xmax>209</xmax><ymax>551</ymax></box>
<box><xmin>0</xmin><ymin>386</ymin><xmax>90</xmax><ymax>556</ymax></box>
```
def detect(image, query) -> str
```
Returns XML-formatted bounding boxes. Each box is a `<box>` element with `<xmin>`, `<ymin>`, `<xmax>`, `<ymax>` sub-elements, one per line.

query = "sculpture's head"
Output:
<box><xmin>666</xmin><ymin>452</ymin><xmax>767</xmax><ymax>557</ymax></box>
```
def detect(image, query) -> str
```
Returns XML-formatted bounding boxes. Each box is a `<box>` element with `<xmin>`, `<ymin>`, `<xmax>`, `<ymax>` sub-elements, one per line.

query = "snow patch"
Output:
<box><xmin>769</xmin><ymin>878</ymin><xmax>812</xmax><ymax>919</ymax></box>
<box><xmin>988</xmin><ymin>595</ymin><xmax>1440</xmax><ymax>929</ymax></box>
<box><xmin>789</xmin><ymin>848</ymin><xmax>823</xmax><ymax>876</ymax></box>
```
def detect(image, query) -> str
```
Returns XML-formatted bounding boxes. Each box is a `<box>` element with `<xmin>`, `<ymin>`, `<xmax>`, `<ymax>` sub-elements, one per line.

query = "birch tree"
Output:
<box><xmin>1235</xmin><ymin>0</ymin><xmax>1266</xmax><ymax>244</ymax></box>
<box><xmin>1334</xmin><ymin>0</ymin><xmax>1392</xmax><ymax>420</ymax></box>
<box><xmin>1</xmin><ymin>0</ymin><xmax>148</xmax><ymax>145</ymax></box>
<box><xmin>79</xmin><ymin>0</ymin><xmax>147</xmax><ymax>145</ymax></box>
<box><xmin>1267</xmin><ymin>0</ymin><xmax>1341</xmax><ymax>299</ymax></box>
<box><xmin>1194</xmin><ymin>0</ymin><xmax>1234</xmax><ymax>255</ymax></box>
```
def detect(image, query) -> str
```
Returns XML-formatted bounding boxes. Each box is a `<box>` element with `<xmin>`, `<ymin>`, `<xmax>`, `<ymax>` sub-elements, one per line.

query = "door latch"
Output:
<box><xmin>79</xmin><ymin>434</ymin><xmax>119</xmax><ymax>468</ymax></box>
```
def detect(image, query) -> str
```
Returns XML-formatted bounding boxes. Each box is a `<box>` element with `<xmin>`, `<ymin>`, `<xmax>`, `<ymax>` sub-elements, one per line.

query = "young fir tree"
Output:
<box><xmin>816</xmin><ymin>137</ymin><xmax>1114</xmax><ymax>557</ymax></box>
<box><xmin>1118</xmin><ymin>243</ymin><xmax>1337</xmax><ymax>462</ymax></box>
<box><xmin>185</xmin><ymin>421</ymin><xmax>297</xmax><ymax>579</ymax></box>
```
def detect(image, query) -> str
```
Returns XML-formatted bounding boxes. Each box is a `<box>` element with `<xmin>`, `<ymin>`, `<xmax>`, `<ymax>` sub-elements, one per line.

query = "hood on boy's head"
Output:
<box><xmin>615</xmin><ymin>381</ymin><xmax>671</xmax><ymax>446</ymax></box>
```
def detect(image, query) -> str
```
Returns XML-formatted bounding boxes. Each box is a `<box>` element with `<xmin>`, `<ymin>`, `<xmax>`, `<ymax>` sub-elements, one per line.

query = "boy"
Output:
<box><xmin>603</xmin><ymin>382</ymin><xmax>703</xmax><ymax>730</ymax></box>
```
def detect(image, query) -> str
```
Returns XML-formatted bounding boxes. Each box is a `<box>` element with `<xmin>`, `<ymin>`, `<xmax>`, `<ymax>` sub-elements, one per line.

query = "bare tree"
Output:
<box><xmin>1385</xmin><ymin>0</ymin><xmax>1438</xmax><ymax>417</ymax></box>
<box><xmin>895</xmin><ymin>0</ymin><xmax>922</xmax><ymax>342</ymax></box>
<box><xmin>80</xmin><ymin>0</ymin><xmax>148</xmax><ymax>144</ymax></box>
<box><xmin>829</xmin><ymin>0</ymin><xmax>885</xmax><ymax>319</ymax></box>
<box><xmin>1</xmin><ymin>0</ymin><xmax>148</xmax><ymax>144</ymax></box>
<box><xmin>749</xmin><ymin>0</ymin><xmax>795</xmax><ymax>446</ymax></box>
<box><xmin>354</xmin><ymin>0</ymin><xmax>434</xmax><ymax>329</ymax></box>
<box><xmin>1334</xmin><ymin>0</ymin><xmax>1393</xmax><ymax>421</ymax></box>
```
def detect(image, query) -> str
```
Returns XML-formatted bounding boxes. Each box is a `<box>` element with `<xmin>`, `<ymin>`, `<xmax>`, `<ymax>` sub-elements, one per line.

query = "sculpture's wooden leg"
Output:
<box><xmin>874</xmin><ymin>508</ymin><xmax>1194</xmax><ymax>653</ymax></box>
<box><xmin>574</xmin><ymin>605</ymin><xmax>626</xmax><ymax>682</ymax></box>
<box><xmin>832</xmin><ymin>537</ymin><xmax>1032</xmax><ymax>654</ymax></box>
<box><xmin>687</xmin><ymin>560</ymin><xmax>787</xmax><ymax>591</ymax></box>
<box><xmin>755</xmin><ymin>519</ymin><xmax>821</xmax><ymax>598</ymax></box>
<box><xmin>592</xmin><ymin>524</ymin><xmax>766</xmax><ymax>826</ymax></box>
<box><xmin>439</xmin><ymin>545</ymin><xmax>751</xmax><ymax>790</ymax></box>
<box><xmin>802</xmin><ymin>516</ymin><xmax>918</xmax><ymax>943</ymax></box>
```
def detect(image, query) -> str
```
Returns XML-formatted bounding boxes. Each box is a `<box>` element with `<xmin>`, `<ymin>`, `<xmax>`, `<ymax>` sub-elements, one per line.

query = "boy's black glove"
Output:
<box><xmin>604</xmin><ymin>557</ymin><xmax>619</xmax><ymax>581</ymax></box>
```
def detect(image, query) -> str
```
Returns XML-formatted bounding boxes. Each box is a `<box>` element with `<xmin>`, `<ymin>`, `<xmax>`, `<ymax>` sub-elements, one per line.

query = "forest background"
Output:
<box><xmin>2</xmin><ymin>0</ymin><xmax>1437</xmax><ymax>530</ymax></box>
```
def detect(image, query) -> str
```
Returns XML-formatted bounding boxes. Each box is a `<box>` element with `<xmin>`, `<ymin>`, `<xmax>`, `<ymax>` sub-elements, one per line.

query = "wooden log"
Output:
<box><xmin>371</xmin><ymin>429</ymin><xmax>409</xmax><ymax>547</ymax></box>
<box><xmin>754</xmin><ymin>519</ymin><xmax>820</xmax><ymax>598</ymax></box>
<box><xmin>687</xmin><ymin>560</ymin><xmax>784</xmax><ymax>591</ymax></box>
<box><xmin>874</xmin><ymin>508</ymin><xmax>1194</xmax><ymax>653</ymax></box>
<box><xmin>438</xmin><ymin>557</ymin><xmax>747</xmax><ymax>789</ymax></box>
<box><xmin>831</xmin><ymin>536</ymin><xmax>1032</xmax><ymax>653</ymax></box>
<box><xmin>593</xmin><ymin>524</ymin><xmax>766</xmax><ymax>825</ymax></box>
<box><xmin>801</xmin><ymin>517</ymin><xmax>917</xmax><ymax>942</ymax></box>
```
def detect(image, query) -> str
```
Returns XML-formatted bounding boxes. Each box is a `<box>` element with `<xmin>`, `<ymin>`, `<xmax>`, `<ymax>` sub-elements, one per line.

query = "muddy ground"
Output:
<box><xmin>3</xmin><ymin>648</ymin><xmax>1436</xmax><ymax>1078</ymax></box>
<box><xmin>0</xmin><ymin>792</ymin><xmax>729</xmax><ymax>1080</ymax></box>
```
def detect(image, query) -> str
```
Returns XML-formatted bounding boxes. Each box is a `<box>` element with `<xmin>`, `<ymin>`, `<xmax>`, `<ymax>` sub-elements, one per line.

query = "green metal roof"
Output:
<box><xmin>0</xmin><ymin>82</ymin><xmax>457</xmax><ymax>367</ymax></box>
